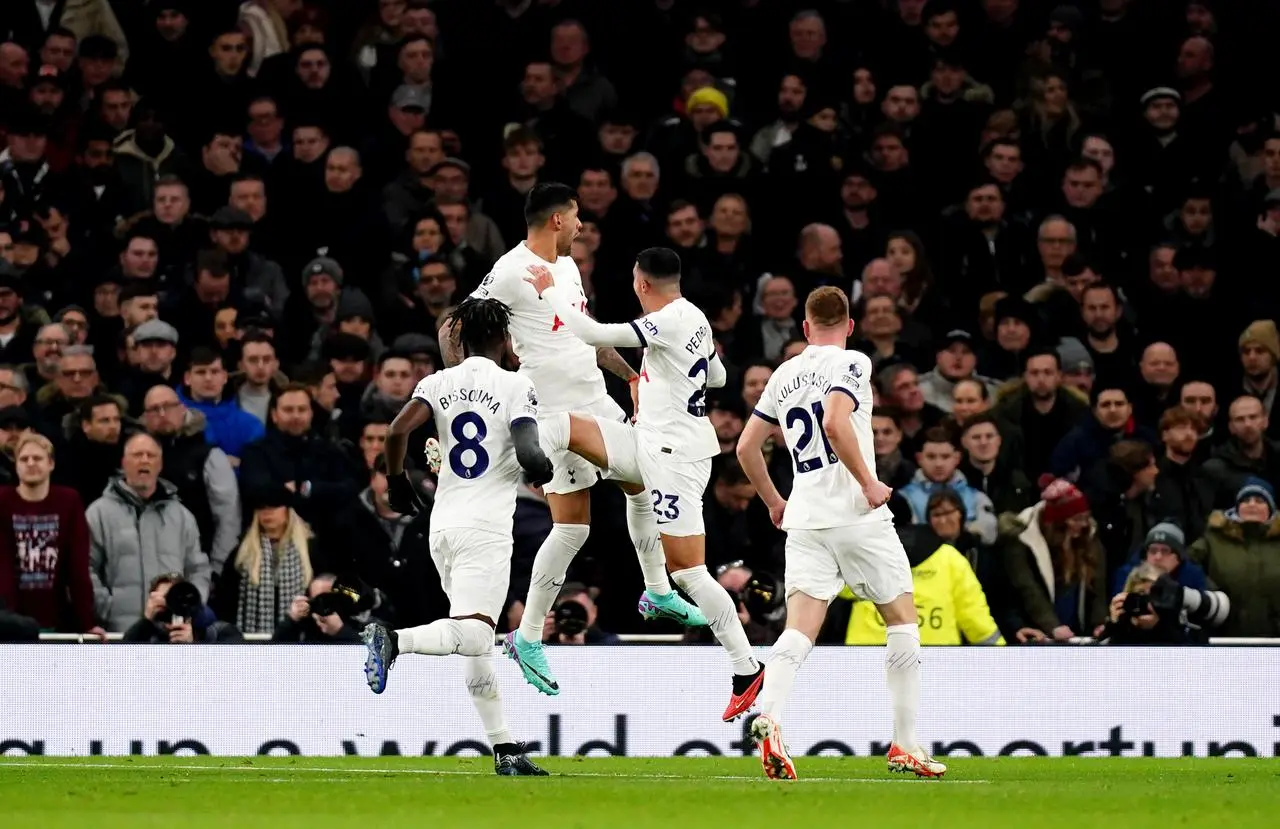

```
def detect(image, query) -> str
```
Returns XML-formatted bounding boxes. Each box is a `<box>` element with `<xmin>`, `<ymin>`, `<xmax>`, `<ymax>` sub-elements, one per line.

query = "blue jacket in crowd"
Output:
<box><xmin>177</xmin><ymin>388</ymin><xmax>265</xmax><ymax>461</ymax></box>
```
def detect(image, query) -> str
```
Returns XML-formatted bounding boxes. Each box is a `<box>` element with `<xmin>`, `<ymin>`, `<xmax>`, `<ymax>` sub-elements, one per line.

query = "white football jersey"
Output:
<box><xmin>470</xmin><ymin>242</ymin><xmax>607</xmax><ymax>413</ymax></box>
<box><xmin>754</xmin><ymin>344</ymin><xmax>886</xmax><ymax>530</ymax></box>
<box><xmin>412</xmin><ymin>356</ymin><xmax>538</xmax><ymax>537</ymax></box>
<box><xmin>633</xmin><ymin>298</ymin><xmax>721</xmax><ymax>461</ymax></box>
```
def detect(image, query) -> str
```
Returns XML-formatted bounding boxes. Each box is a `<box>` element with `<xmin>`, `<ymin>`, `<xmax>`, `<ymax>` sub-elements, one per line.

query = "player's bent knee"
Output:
<box><xmin>567</xmin><ymin>413</ymin><xmax>610</xmax><ymax>468</ymax></box>
<box><xmin>660</xmin><ymin>534</ymin><xmax>704</xmax><ymax>571</ymax></box>
<box><xmin>455</xmin><ymin>618</ymin><xmax>496</xmax><ymax>656</ymax></box>
<box><xmin>547</xmin><ymin>490</ymin><xmax>591</xmax><ymax>524</ymax></box>
<box><xmin>616</xmin><ymin>480</ymin><xmax>646</xmax><ymax>497</ymax></box>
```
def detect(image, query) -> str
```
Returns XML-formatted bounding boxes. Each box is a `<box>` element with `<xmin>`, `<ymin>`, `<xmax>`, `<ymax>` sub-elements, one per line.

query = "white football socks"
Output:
<box><xmin>759</xmin><ymin>628</ymin><xmax>813</xmax><ymax>720</ymax></box>
<box><xmin>626</xmin><ymin>490</ymin><xmax>671</xmax><ymax>595</ymax></box>
<box><xmin>671</xmin><ymin>566</ymin><xmax>759</xmax><ymax>675</ymax></box>
<box><xmin>464</xmin><ymin>655</ymin><xmax>514</xmax><ymax>748</ymax></box>
<box><xmin>517</xmin><ymin>522</ymin><xmax>590</xmax><ymax>643</ymax></box>
<box><xmin>397</xmin><ymin>618</ymin><xmax>492</xmax><ymax>656</ymax></box>
<box><xmin>885</xmin><ymin>623</ymin><xmax>922</xmax><ymax>753</ymax></box>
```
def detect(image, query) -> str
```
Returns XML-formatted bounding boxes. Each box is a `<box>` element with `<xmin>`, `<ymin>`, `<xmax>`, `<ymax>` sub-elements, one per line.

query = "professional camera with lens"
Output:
<box><xmin>553</xmin><ymin>597</ymin><xmax>588</xmax><ymax>637</ymax></box>
<box><xmin>1121</xmin><ymin>575</ymin><xmax>1182</xmax><ymax>620</ymax></box>
<box><xmin>737</xmin><ymin>571</ymin><xmax>785</xmax><ymax>624</ymax></box>
<box><xmin>153</xmin><ymin>580</ymin><xmax>202</xmax><ymax>626</ymax></box>
<box><xmin>307</xmin><ymin>582</ymin><xmax>364</xmax><ymax>618</ymax></box>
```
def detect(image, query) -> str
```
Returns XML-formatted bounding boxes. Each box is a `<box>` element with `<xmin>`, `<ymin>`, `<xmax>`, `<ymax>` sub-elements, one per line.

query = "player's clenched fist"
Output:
<box><xmin>523</xmin><ymin>457</ymin><xmax>555</xmax><ymax>488</ymax></box>
<box><xmin>387</xmin><ymin>472</ymin><xmax>426</xmax><ymax>515</ymax></box>
<box><xmin>862</xmin><ymin>480</ymin><xmax>893</xmax><ymax>509</ymax></box>
<box><xmin>524</xmin><ymin>264</ymin><xmax>554</xmax><ymax>297</ymax></box>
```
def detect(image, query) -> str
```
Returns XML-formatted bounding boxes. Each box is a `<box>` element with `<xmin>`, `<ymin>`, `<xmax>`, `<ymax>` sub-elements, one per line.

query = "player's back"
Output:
<box><xmin>757</xmin><ymin>344</ymin><xmax>883</xmax><ymax>529</ymax></box>
<box><xmin>412</xmin><ymin>357</ymin><xmax>536</xmax><ymax>537</ymax></box>
<box><xmin>471</xmin><ymin>243</ymin><xmax>605</xmax><ymax>412</ymax></box>
<box><xmin>634</xmin><ymin>298</ymin><xmax>719</xmax><ymax>461</ymax></box>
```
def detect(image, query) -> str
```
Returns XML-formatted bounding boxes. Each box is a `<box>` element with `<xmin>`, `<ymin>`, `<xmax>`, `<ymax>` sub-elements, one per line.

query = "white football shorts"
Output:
<box><xmin>428</xmin><ymin>527</ymin><xmax>512</xmax><ymax>622</ymax></box>
<box><xmin>540</xmin><ymin>395</ymin><xmax>628</xmax><ymax>495</ymax></box>
<box><xmin>595</xmin><ymin>416</ymin><xmax>710</xmax><ymax>537</ymax></box>
<box><xmin>785</xmin><ymin>516</ymin><xmax>913</xmax><ymax>605</ymax></box>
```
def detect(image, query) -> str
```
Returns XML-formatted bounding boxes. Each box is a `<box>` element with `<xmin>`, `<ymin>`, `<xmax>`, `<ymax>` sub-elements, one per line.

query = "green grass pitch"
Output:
<box><xmin>2</xmin><ymin>756</ymin><xmax>1276</xmax><ymax>829</ymax></box>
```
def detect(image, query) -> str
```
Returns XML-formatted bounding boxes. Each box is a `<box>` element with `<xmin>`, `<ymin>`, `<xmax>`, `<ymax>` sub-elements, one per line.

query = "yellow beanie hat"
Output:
<box><xmin>686</xmin><ymin>86</ymin><xmax>729</xmax><ymax>118</ymax></box>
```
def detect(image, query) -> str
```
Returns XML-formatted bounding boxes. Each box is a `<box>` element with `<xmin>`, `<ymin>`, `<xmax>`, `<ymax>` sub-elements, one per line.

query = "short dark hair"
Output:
<box><xmin>271</xmin><ymin>381</ymin><xmax>312</xmax><ymax>410</ymax></box>
<box><xmin>524</xmin><ymin>182</ymin><xmax>579</xmax><ymax>227</ymax></box>
<box><xmin>196</xmin><ymin>248</ymin><xmax>230</xmax><ymax>279</ymax></box>
<box><xmin>920</xmin><ymin>426</ymin><xmax>957</xmax><ymax>450</ymax></box>
<box><xmin>982</xmin><ymin>137</ymin><xmax>1021</xmax><ymax>159</ymax></box>
<box><xmin>872</xmin><ymin>405</ymin><xmax>904</xmax><ymax>428</ymax></box>
<box><xmin>376</xmin><ymin>349</ymin><xmax>412</xmax><ymax>371</ymax></box>
<box><xmin>119</xmin><ymin>282</ymin><xmax>158</xmax><ymax>303</ymax></box>
<box><xmin>45</xmin><ymin>26</ymin><xmax>76</xmax><ymax>43</ymax></box>
<box><xmin>188</xmin><ymin>346</ymin><xmax>222</xmax><ymax>368</ymax></box>
<box><xmin>291</xmin><ymin>360</ymin><xmax>331</xmax><ymax>388</ymax></box>
<box><xmin>1021</xmin><ymin>346</ymin><xmax>1060</xmax><ymax>372</ymax></box>
<box><xmin>240</xmin><ymin>330</ymin><xmax>275</xmax><ymax>349</ymax></box>
<box><xmin>1081</xmin><ymin>281</ymin><xmax>1118</xmax><ymax>304</ymax></box>
<box><xmin>1110</xmin><ymin>439</ymin><xmax>1154</xmax><ymax>478</ymax></box>
<box><xmin>1065</xmin><ymin>158</ymin><xmax>1103</xmax><ymax>178</ymax></box>
<box><xmin>666</xmin><ymin>199</ymin><xmax>698</xmax><ymax>219</ymax></box>
<box><xmin>716</xmin><ymin>456</ymin><xmax>750</xmax><ymax>487</ymax></box>
<box><xmin>504</xmin><ymin>127</ymin><xmax>543</xmax><ymax>154</ymax></box>
<box><xmin>960</xmin><ymin>411</ymin><xmax>1001</xmax><ymax>436</ymax></box>
<box><xmin>636</xmin><ymin>247</ymin><xmax>681</xmax><ymax>281</ymax></box>
<box><xmin>231</xmin><ymin>171</ymin><xmax>265</xmax><ymax>187</ymax></box>
<box><xmin>78</xmin><ymin>394</ymin><xmax>120</xmax><ymax>423</ymax></box>
<box><xmin>700</xmin><ymin>119</ymin><xmax>737</xmax><ymax>146</ymax></box>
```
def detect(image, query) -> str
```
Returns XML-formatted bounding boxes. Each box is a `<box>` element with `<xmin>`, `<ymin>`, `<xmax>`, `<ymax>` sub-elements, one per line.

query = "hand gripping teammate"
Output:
<box><xmin>439</xmin><ymin>183</ymin><xmax>706</xmax><ymax>698</ymax></box>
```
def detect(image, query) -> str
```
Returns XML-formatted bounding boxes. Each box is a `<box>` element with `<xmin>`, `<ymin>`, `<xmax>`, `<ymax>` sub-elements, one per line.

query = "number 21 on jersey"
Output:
<box><xmin>785</xmin><ymin>402</ymin><xmax>836</xmax><ymax>473</ymax></box>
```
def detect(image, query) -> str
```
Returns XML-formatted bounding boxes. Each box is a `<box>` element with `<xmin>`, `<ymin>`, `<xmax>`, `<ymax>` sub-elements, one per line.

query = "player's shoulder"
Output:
<box><xmin>412</xmin><ymin>370</ymin><xmax>443</xmax><ymax>401</ymax></box>
<box><xmin>475</xmin><ymin>245</ymin><xmax>533</xmax><ymax>289</ymax></box>
<box><xmin>830</xmin><ymin>348</ymin><xmax>871</xmax><ymax>391</ymax></box>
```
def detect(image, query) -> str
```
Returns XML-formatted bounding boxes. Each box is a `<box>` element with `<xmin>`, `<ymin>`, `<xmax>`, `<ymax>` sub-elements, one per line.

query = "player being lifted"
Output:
<box><xmin>524</xmin><ymin>247</ymin><xmax>765</xmax><ymax>721</ymax></box>
<box><xmin>445</xmin><ymin>184</ymin><xmax>707</xmax><ymax>697</ymax></box>
<box><xmin>364</xmin><ymin>298</ymin><xmax>553</xmax><ymax>777</ymax></box>
<box><xmin>735</xmin><ymin>287</ymin><xmax>946</xmax><ymax>780</ymax></box>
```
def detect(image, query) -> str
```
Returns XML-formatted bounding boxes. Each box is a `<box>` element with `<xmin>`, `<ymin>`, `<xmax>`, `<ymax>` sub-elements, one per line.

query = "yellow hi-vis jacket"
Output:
<box><xmin>843</xmin><ymin>543</ymin><xmax>1006</xmax><ymax>645</ymax></box>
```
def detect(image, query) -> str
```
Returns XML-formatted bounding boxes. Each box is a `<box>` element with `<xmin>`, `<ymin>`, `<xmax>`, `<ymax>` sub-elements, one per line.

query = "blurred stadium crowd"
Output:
<box><xmin>0</xmin><ymin>0</ymin><xmax>1277</xmax><ymax>647</ymax></box>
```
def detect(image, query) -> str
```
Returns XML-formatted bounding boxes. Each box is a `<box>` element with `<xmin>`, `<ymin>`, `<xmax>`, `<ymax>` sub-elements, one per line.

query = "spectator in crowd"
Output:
<box><xmin>899</xmin><ymin>427</ymin><xmax>998</xmax><ymax>544</ymax></box>
<box><xmin>122</xmin><ymin>571</ymin><xmax>243</xmax><ymax>643</ymax></box>
<box><xmin>179</xmin><ymin>346</ymin><xmax>265</xmax><ymax>464</ymax></box>
<box><xmin>878</xmin><ymin>362</ymin><xmax>944</xmax><ymax>456</ymax></box>
<box><xmin>140</xmin><ymin>385</ymin><xmax>241</xmax><ymax>579</ymax></box>
<box><xmin>1202</xmin><ymin>396</ymin><xmax>1280</xmax><ymax>507</ymax></box>
<box><xmin>270</xmin><ymin>572</ymin><xmax>362</xmax><ymax>644</ymax></box>
<box><xmin>239</xmin><ymin>383</ymin><xmax>361</xmax><ymax>534</ymax></box>
<box><xmin>1050</xmin><ymin>384</ymin><xmax>1155</xmax><ymax>481</ymax></box>
<box><xmin>1111</xmin><ymin>522</ymin><xmax>1208</xmax><ymax>596</ymax></box>
<box><xmin>87</xmin><ymin>433</ymin><xmax>210</xmax><ymax>632</ymax></box>
<box><xmin>918</xmin><ymin>330</ymin><xmax>995</xmax><ymax>413</ymax></box>
<box><xmin>1189</xmin><ymin>479</ymin><xmax>1280</xmax><ymax>638</ymax></box>
<box><xmin>1234</xmin><ymin>321</ymin><xmax>1280</xmax><ymax>439</ymax></box>
<box><xmin>1155</xmin><ymin>406</ymin><xmax>1215</xmax><ymax>542</ymax></box>
<box><xmin>117</xmin><ymin>318</ymin><xmax>179</xmax><ymax>413</ymax></box>
<box><xmin>873</xmin><ymin>408</ymin><xmax>916</xmax><ymax>490</ymax></box>
<box><xmin>1081</xmin><ymin>440</ymin><xmax>1163</xmax><ymax>576</ymax></box>
<box><xmin>844</xmin><ymin>490</ymin><xmax>1005</xmax><ymax>646</ymax></box>
<box><xmin>0</xmin><ymin>432</ymin><xmax>100</xmax><ymax>637</ymax></box>
<box><xmin>999</xmin><ymin>477</ymin><xmax>1108</xmax><ymax>643</ymax></box>
<box><xmin>959</xmin><ymin>413</ymin><xmax>1034</xmax><ymax>516</ymax></box>
<box><xmin>36</xmin><ymin>344</ymin><xmax>101</xmax><ymax>428</ymax></box>
<box><xmin>217</xmin><ymin>492</ymin><xmax>330</xmax><ymax>635</ymax></box>
<box><xmin>232</xmin><ymin>330</ymin><xmax>285</xmax><ymax>426</ymax></box>
<box><xmin>950</xmin><ymin>378</ymin><xmax>992</xmax><ymax>426</ymax></box>
<box><xmin>61</xmin><ymin>394</ymin><xmax>125</xmax><ymax>505</ymax></box>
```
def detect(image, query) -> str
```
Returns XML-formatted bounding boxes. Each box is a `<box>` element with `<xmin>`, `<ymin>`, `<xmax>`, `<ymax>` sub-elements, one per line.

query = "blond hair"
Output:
<box><xmin>13</xmin><ymin>431</ymin><xmax>54</xmax><ymax>461</ymax></box>
<box><xmin>234</xmin><ymin>508</ymin><xmax>315</xmax><ymax>588</ymax></box>
<box><xmin>804</xmin><ymin>286</ymin><xmax>849</xmax><ymax>328</ymax></box>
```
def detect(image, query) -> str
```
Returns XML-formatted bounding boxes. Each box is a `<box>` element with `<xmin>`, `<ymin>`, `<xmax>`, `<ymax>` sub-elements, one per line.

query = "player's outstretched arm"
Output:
<box><xmin>510</xmin><ymin>419</ymin><xmax>554</xmax><ymax>487</ymax></box>
<box><xmin>736</xmin><ymin>414</ymin><xmax>785</xmax><ymax>526</ymax></box>
<box><xmin>821</xmin><ymin>390</ymin><xmax>891</xmax><ymax>508</ymax></box>
<box><xmin>707</xmin><ymin>353</ymin><xmax>727</xmax><ymax>389</ymax></box>
<box><xmin>526</xmin><ymin>274</ymin><xmax>643</xmax><ymax>348</ymax></box>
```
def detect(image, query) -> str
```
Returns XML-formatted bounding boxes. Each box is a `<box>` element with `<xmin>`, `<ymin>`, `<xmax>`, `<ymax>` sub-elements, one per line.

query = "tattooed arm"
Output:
<box><xmin>437</xmin><ymin>316</ymin><xmax>464</xmax><ymax>367</ymax></box>
<box><xmin>596</xmin><ymin>346</ymin><xmax>638</xmax><ymax>381</ymax></box>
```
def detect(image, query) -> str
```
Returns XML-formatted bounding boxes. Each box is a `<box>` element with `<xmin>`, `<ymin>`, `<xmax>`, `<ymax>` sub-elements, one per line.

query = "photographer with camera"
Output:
<box><xmin>122</xmin><ymin>573</ymin><xmax>245</xmax><ymax>643</ymax></box>
<box><xmin>271</xmin><ymin>573</ymin><xmax>364</xmax><ymax>644</ymax></box>
<box><xmin>542</xmin><ymin>582</ymin><xmax>620</xmax><ymax>646</ymax></box>
<box><xmin>1099</xmin><ymin>563</ymin><xmax>1229</xmax><ymax>645</ymax></box>
<box><xmin>684</xmin><ymin>562</ymin><xmax>784</xmax><ymax>646</ymax></box>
